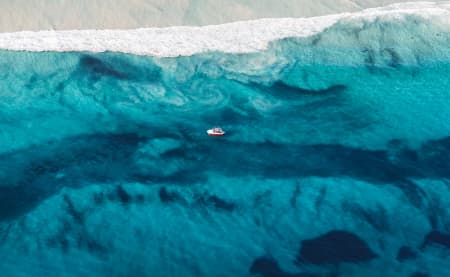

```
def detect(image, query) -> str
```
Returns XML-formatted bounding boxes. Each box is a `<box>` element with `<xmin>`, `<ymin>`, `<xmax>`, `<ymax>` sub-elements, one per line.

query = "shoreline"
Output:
<box><xmin>0</xmin><ymin>2</ymin><xmax>448</xmax><ymax>58</ymax></box>
<box><xmin>0</xmin><ymin>0</ymin><xmax>443</xmax><ymax>32</ymax></box>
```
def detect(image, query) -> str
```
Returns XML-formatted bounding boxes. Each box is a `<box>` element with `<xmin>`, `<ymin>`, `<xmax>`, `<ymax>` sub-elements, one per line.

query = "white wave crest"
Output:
<box><xmin>0</xmin><ymin>2</ymin><xmax>448</xmax><ymax>57</ymax></box>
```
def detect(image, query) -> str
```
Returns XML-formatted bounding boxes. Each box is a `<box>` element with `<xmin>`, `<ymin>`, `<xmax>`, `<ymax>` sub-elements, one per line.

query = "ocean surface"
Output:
<box><xmin>0</xmin><ymin>29</ymin><xmax>450</xmax><ymax>276</ymax></box>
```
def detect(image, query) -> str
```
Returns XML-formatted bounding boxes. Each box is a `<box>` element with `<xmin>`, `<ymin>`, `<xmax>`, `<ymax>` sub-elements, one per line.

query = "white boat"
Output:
<box><xmin>207</xmin><ymin>127</ymin><xmax>225</xmax><ymax>136</ymax></box>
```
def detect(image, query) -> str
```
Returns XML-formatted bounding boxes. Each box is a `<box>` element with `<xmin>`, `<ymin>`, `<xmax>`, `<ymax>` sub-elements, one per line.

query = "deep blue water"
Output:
<box><xmin>0</xmin><ymin>39</ymin><xmax>449</xmax><ymax>277</ymax></box>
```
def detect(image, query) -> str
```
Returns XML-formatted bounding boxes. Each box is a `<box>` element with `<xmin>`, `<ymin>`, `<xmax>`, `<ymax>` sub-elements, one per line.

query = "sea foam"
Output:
<box><xmin>0</xmin><ymin>2</ymin><xmax>448</xmax><ymax>57</ymax></box>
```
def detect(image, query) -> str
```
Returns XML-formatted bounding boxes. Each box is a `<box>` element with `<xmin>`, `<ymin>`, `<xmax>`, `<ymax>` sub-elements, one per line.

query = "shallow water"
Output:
<box><xmin>0</xmin><ymin>43</ymin><xmax>449</xmax><ymax>276</ymax></box>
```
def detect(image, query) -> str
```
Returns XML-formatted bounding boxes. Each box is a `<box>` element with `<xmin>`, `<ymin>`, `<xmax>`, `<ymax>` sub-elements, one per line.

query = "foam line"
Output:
<box><xmin>0</xmin><ymin>2</ymin><xmax>448</xmax><ymax>57</ymax></box>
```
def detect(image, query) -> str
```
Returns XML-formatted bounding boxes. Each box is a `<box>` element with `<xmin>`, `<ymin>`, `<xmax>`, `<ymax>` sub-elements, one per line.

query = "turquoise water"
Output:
<box><xmin>0</xmin><ymin>39</ymin><xmax>449</xmax><ymax>277</ymax></box>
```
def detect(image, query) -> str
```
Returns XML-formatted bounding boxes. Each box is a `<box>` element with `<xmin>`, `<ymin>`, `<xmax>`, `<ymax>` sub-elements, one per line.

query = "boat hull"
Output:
<box><xmin>207</xmin><ymin>130</ymin><xmax>225</xmax><ymax>136</ymax></box>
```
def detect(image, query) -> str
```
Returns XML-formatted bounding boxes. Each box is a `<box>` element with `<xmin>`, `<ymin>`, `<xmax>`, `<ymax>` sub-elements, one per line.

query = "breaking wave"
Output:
<box><xmin>0</xmin><ymin>1</ymin><xmax>448</xmax><ymax>61</ymax></box>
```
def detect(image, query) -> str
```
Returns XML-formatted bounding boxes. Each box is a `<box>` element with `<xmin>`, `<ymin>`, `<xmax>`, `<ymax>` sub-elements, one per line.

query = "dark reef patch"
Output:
<box><xmin>383</xmin><ymin>48</ymin><xmax>402</xmax><ymax>67</ymax></box>
<box><xmin>3</xmin><ymin>132</ymin><xmax>450</xmax><ymax>222</ymax></box>
<box><xmin>135</xmin><ymin>194</ymin><xmax>145</xmax><ymax>203</ymax></box>
<box><xmin>0</xmin><ymin>224</ymin><xmax>12</xmax><ymax>244</ymax></box>
<box><xmin>158</xmin><ymin>187</ymin><xmax>235</xmax><ymax>212</ymax></box>
<box><xmin>252</xmin><ymin>80</ymin><xmax>347</xmax><ymax>102</ymax></box>
<box><xmin>195</xmin><ymin>193</ymin><xmax>236</xmax><ymax>212</ymax></box>
<box><xmin>25</xmin><ymin>74</ymin><xmax>38</xmax><ymax>89</ymax></box>
<box><xmin>296</xmin><ymin>230</ymin><xmax>377</xmax><ymax>265</ymax></box>
<box><xmin>394</xmin><ymin>181</ymin><xmax>427</xmax><ymax>209</ymax></box>
<box><xmin>63</xmin><ymin>194</ymin><xmax>84</xmax><ymax>224</ymax></box>
<box><xmin>116</xmin><ymin>185</ymin><xmax>132</xmax><ymax>204</ymax></box>
<box><xmin>0</xmin><ymin>186</ymin><xmax>47</xmax><ymax>222</ymax></box>
<box><xmin>343</xmin><ymin>202</ymin><xmax>389</xmax><ymax>232</ymax></box>
<box><xmin>158</xmin><ymin>187</ymin><xmax>186</xmax><ymax>204</ymax></box>
<box><xmin>47</xmin><ymin>195</ymin><xmax>109</xmax><ymax>257</ymax></box>
<box><xmin>396</xmin><ymin>246</ymin><xmax>417</xmax><ymax>262</ymax></box>
<box><xmin>410</xmin><ymin>272</ymin><xmax>430</xmax><ymax>277</ymax></box>
<box><xmin>202</xmin><ymin>136</ymin><xmax>450</xmax><ymax>209</ymax></box>
<box><xmin>79</xmin><ymin>55</ymin><xmax>129</xmax><ymax>80</ymax></box>
<box><xmin>421</xmin><ymin>230</ymin><xmax>450</xmax><ymax>250</ymax></box>
<box><xmin>250</xmin><ymin>257</ymin><xmax>286</xmax><ymax>277</ymax></box>
<box><xmin>426</xmin><ymin>193</ymin><xmax>447</xmax><ymax>230</ymax></box>
<box><xmin>0</xmin><ymin>132</ymin><xmax>145</xmax><ymax>221</ymax></box>
<box><xmin>314</xmin><ymin>187</ymin><xmax>327</xmax><ymax>210</ymax></box>
<box><xmin>250</xmin><ymin>256</ymin><xmax>317</xmax><ymax>277</ymax></box>
<box><xmin>77</xmin><ymin>53</ymin><xmax>162</xmax><ymax>84</ymax></box>
<box><xmin>290</xmin><ymin>183</ymin><xmax>302</xmax><ymax>208</ymax></box>
<box><xmin>254</xmin><ymin>190</ymin><xmax>272</xmax><ymax>208</ymax></box>
<box><xmin>2</xmin><ymin>131</ymin><xmax>450</xmax><ymax>222</ymax></box>
<box><xmin>101</xmin><ymin>186</ymin><xmax>149</xmax><ymax>205</ymax></box>
<box><xmin>363</xmin><ymin>48</ymin><xmax>376</xmax><ymax>68</ymax></box>
<box><xmin>270</xmin><ymin>81</ymin><xmax>347</xmax><ymax>96</ymax></box>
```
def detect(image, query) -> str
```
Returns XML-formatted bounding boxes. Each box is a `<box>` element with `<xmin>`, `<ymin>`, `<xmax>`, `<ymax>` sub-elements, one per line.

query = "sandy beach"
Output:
<box><xmin>0</xmin><ymin>0</ymin><xmax>444</xmax><ymax>32</ymax></box>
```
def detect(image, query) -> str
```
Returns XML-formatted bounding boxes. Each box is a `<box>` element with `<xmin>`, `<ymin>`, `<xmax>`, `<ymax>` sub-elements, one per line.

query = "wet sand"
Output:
<box><xmin>0</xmin><ymin>0</ymin><xmax>441</xmax><ymax>32</ymax></box>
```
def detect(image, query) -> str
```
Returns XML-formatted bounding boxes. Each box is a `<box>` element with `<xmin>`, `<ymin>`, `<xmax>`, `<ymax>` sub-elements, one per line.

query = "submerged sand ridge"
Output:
<box><xmin>0</xmin><ymin>0</ymin><xmax>448</xmax><ymax>32</ymax></box>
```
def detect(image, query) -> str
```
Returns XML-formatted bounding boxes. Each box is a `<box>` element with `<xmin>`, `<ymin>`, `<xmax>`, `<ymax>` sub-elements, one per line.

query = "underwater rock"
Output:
<box><xmin>250</xmin><ymin>257</ymin><xmax>317</xmax><ymax>277</ymax></box>
<box><xmin>79</xmin><ymin>55</ymin><xmax>128</xmax><ymax>80</ymax></box>
<box><xmin>195</xmin><ymin>194</ymin><xmax>236</xmax><ymax>212</ymax></box>
<box><xmin>0</xmin><ymin>132</ymin><xmax>144</xmax><ymax>221</ymax></box>
<box><xmin>250</xmin><ymin>257</ymin><xmax>286</xmax><ymax>277</ymax></box>
<box><xmin>290</xmin><ymin>183</ymin><xmax>301</xmax><ymax>208</ymax></box>
<box><xmin>396</xmin><ymin>246</ymin><xmax>417</xmax><ymax>262</ymax></box>
<box><xmin>421</xmin><ymin>230</ymin><xmax>450</xmax><ymax>250</ymax></box>
<box><xmin>410</xmin><ymin>272</ymin><xmax>429</xmax><ymax>277</ymax></box>
<box><xmin>270</xmin><ymin>81</ymin><xmax>347</xmax><ymax>96</ymax></box>
<box><xmin>116</xmin><ymin>185</ymin><xmax>132</xmax><ymax>204</ymax></box>
<box><xmin>63</xmin><ymin>194</ymin><xmax>84</xmax><ymax>224</ymax></box>
<box><xmin>158</xmin><ymin>187</ymin><xmax>185</xmax><ymax>204</ymax></box>
<box><xmin>296</xmin><ymin>230</ymin><xmax>377</xmax><ymax>264</ymax></box>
